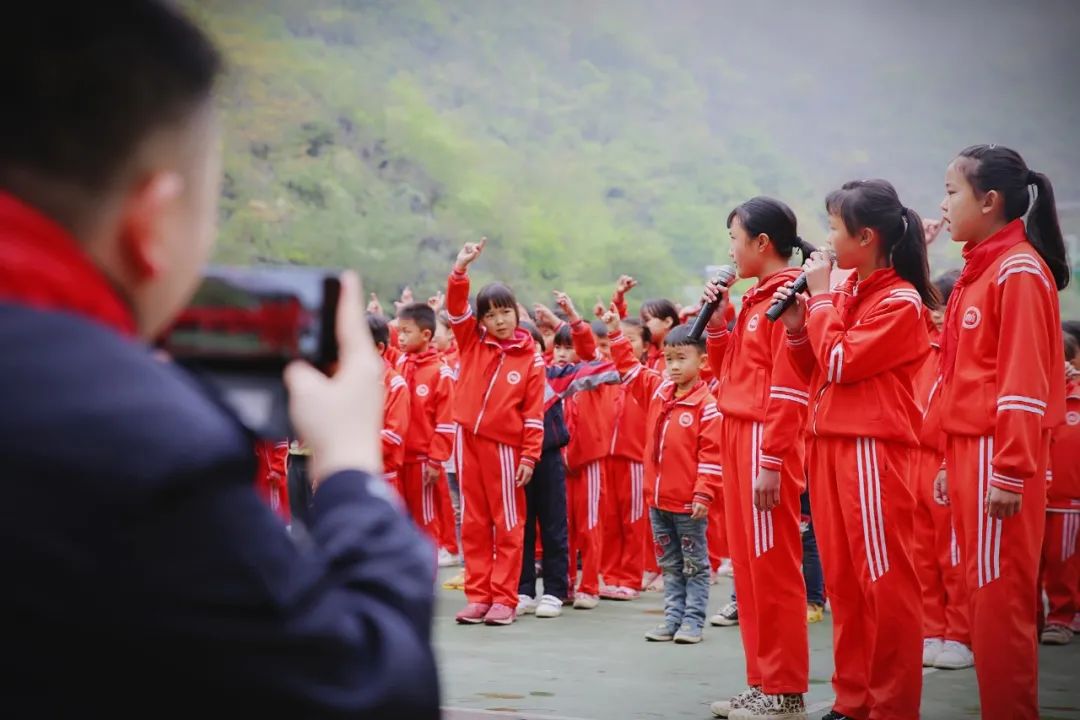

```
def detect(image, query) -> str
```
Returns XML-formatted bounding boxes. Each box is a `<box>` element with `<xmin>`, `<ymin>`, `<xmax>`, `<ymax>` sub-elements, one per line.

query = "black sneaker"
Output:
<box><xmin>710</xmin><ymin>600</ymin><xmax>739</xmax><ymax>626</ymax></box>
<box><xmin>821</xmin><ymin>711</ymin><xmax>854</xmax><ymax>720</ymax></box>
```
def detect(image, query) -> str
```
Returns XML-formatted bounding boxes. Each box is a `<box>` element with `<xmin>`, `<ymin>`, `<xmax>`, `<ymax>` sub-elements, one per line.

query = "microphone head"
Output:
<box><xmin>713</xmin><ymin>264</ymin><xmax>737</xmax><ymax>287</ymax></box>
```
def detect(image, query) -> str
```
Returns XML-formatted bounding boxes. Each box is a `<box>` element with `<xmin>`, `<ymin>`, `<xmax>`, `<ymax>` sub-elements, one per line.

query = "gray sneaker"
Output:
<box><xmin>644</xmin><ymin>623</ymin><xmax>677</xmax><ymax>642</ymax></box>
<box><xmin>710</xmin><ymin>600</ymin><xmax>739</xmax><ymax>626</ymax></box>
<box><xmin>728</xmin><ymin>691</ymin><xmax>807</xmax><ymax>719</ymax></box>
<box><xmin>711</xmin><ymin>686</ymin><xmax>763</xmax><ymax>718</ymax></box>
<box><xmin>673</xmin><ymin>623</ymin><xmax>703</xmax><ymax>644</ymax></box>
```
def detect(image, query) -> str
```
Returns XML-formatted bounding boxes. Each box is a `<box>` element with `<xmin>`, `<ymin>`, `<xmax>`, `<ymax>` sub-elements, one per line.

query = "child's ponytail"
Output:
<box><xmin>957</xmin><ymin>144</ymin><xmax>1070</xmax><ymax>290</ymax></box>
<box><xmin>825</xmin><ymin>179</ymin><xmax>939</xmax><ymax>309</ymax></box>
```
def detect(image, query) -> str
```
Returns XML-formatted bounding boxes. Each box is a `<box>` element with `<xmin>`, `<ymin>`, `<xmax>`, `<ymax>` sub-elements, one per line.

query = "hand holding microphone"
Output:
<box><xmin>765</xmin><ymin>250</ymin><xmax>835</xmax><ymax>326</ymax></box>
<box><xmin>688</xmin><ymin>265</ymin><xmax>736</xmax><ymax>341</ymax></box>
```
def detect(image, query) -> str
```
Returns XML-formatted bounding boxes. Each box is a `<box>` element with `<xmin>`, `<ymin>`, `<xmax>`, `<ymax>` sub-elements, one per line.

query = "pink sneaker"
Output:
<box><xmin>599</xmin><ymin>585</ymin><xmax>622</xmax><ymax>600</ymax></box>
<box><xmin>616</xmin><ymin>586</ymin><xmax>640</xmax><ymax>600</ymax></box>
<box><xmin>483</xmin><ymin>603</ymin><xmax>516</xmax><ymax>626</ymax></box>
<box><xmin>455</xmin><ymin>602</ymin><xmax>491</xmax><ymax>624</ymax></box>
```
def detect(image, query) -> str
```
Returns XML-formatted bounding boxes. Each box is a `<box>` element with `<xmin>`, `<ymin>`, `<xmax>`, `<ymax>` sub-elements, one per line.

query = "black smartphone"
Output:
<box><xmin>158</xmin><ymin>266</ymin><xmax>341</xmax><ymax>438</ymax></box>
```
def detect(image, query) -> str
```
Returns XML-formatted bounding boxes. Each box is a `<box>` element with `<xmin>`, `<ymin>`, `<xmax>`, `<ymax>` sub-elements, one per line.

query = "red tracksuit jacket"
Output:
<box><xmin>381</xmin><ymin>364</ymin><xmax>410</xmax><ymax>479</ymax></box>
<box><xmin>446</xmin><ymin>269</ymin><xmax>545</xmax><ymax>466</ymax></box>
<box><xmin>789</xmin><ymin>268</ymin><xmax>930</xmax><ymax>444</ymax></box>
<box><xmin>610</xmin><ymin>330</ymin><xmax>723</xmax><ymax>512</ymax></box>
<box><xmin>397</xmin><ymin>348</ymin><xmax>456</xmax><ymax>469</ymax></box>
<box><xmin>938</xmin><ymin>223</ymin><xmax>1066</xmax><ymax>491</ymax></box>
<box><xmin>707</xmin><ymin>267</ymin><xmax>809</xmax><ymax>473</ymax></box>
<box><xmin>913</xmin><ymin>326</ymin><xmax>945</xmax><ymax>459</ymax></box>
<box><xmin>562</xmin><ymin>320</ymin><xmax>618</xmax><ymax>470</ymax></box>
<box><xmin>1049</xmin><ymin>380</ymin><xmax>1080</xmax><ymax>512</ymax></box>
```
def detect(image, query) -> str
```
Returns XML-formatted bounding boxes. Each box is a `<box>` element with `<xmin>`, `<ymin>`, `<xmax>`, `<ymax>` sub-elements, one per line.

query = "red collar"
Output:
<box><xmin>0</xmin><ymin>192</ymin><xmax>135</xmax><ymax>335</ymax></box>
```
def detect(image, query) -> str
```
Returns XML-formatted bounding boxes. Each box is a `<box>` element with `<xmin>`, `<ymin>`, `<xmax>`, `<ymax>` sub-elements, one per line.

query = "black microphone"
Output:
<box><xmin>765</xmin><ymin>251</ymin><xmax>834</xmax><ymax>321</ymax></box>
<box><xmin>688</xmin><ymin>265</ymin><xmax>737</xmax><ymax>341</ymax></box>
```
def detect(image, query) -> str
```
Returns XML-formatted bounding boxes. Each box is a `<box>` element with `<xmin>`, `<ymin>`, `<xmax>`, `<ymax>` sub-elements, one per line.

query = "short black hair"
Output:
<box><xmin>397</xmin><ymin>302</ymin><xmax>436</xmax><ymax>335</ymax></box>
<box><xmin>366</xmin><ymin>313</ymin><xmax>390</xmax><ymax>348</ymax></box>
<box><xmin>1065</xmin><ymin>332</ymin><xmax>1078</xmax><ymax>363</ymax></box>
<box><xmin>0</xmin><ymin>2</ymin><xmax>222</xmax><ymax>223</ymax></box>
<box><xmin>1063</xmin><ymin>320</ymin><xmax>1080</xmax><ymax>347</ymax></box>
<box><xmin>934</xmin><ymin>269</ymin><xmax>962</xmax><ymax>306</ymax></box>
<box><xmin>640</xmin><ymin>298</ymin><xmax>680</xmax><ymax>329</ymax></box>
<box><xmin>520</xmin><ymin>320</ymin><xmax>544</xmax><ymax>352</ymax></box>
<box><xmin>621</xmin><ymin>317</ymin><xmax>651</xmax><ymax>346</ymax></box>
<box><xmin>663</xmin><ymin>325</ymin><xmax>705</xmax><ymax>353</ymax></box>
<box><xmin>476</xmin><ymin>283</ymin><xmax>519</xmax><ymax>325</ymax></box>
<box><xmin>553</xmin><ymin>325</ymin><xmax>573</xmax><ymax>348</ymax></box>
<box><xmin>590</xmin><ymin>320</ymin><xmax>609</xmax><ymax>339</ymax></box>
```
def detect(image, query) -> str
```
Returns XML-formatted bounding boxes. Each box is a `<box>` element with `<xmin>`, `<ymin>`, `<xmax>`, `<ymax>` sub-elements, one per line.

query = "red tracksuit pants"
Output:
<box><xmin>567</xmin><ymin>460</ymin><xmax>603</xmax><ymax>596</ymax></box>
<box><xmin>708</xmin><ymin>491</ymin><xmax>729</xmax><ymax>571</ymax></box>
<box><xmin>1041</xmin><ymin>511</ymin><xmax>1080</xmax><ymax>627</ymax></box>
<box><xmin>402</xmin><ymin>462</ymin><xmax>441</xmax><ymax>544</ymax></box>
<box><xmin>459</xmin><ymin>430</ymin><xmax>526</xmax><ymax>608</ymax></box>
<box><xmin>723</xmin><ymin>418</ymin><xmax>808</xmax><ymax>695</ymax></box>
<box><xmin>912</xmin><ymin>447</ymin><xmax>970</xmax><ymax>643</ymax></box>
<box><xmin>947</xmin><ymin>434</ymin><xmax>1047</xmax><ymax>720</ymax></box>
<box><xmin>436</xmin><ymin>467</ymin><xmax>459</xmax><ymax>554</ymax></box>
<box><xmin>601</xmin><ymin>457</ymin><xmax>646</xmax><ymax>590</ymax></box>
<box><xmin>809</xmin><ymin>436</ymin><xmax>922</xmax><ymax>720</ymax></box>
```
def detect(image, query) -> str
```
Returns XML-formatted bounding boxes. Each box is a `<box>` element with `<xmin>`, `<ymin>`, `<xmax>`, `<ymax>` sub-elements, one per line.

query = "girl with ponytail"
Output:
<box><xmin>770</xmin><ymin>179</ymin><xmax>934</xmax><ymax>720</ymax></box>
<box><xmin>936</xmin><ymin>145</ymin><xmax>1068</xmax><ymax>720</ymax></box>
<box><xmin>700</xmin><ymin>196</ymin><xmax>815</xmax><ymax>719</ymax></box>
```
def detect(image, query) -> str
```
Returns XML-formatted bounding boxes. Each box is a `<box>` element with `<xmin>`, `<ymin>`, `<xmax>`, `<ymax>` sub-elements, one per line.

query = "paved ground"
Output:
<box><xmin>434</xmin><ymin>569</ymin><xmax>1080</xmax><ymax>719</ymax></box>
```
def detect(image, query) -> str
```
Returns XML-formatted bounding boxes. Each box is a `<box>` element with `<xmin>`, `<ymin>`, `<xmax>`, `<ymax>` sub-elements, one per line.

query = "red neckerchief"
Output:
<box><xmin>835</xmin><ymin>267</ymin><xmax>901</xmax><ymax>327</ymax></box>
<box><xmin>652</xmin><ymin>379</ymin><xmax>705</xmax><ymax>464</ymax></box>
<box><xmin>941</xmin><ymin>219</ymin><xmax>1026</xmax><ymax>379</ymax></box>
<box><xmin>0</xmin><ymin>192</ymin><xmax>135</xmax><ymax>335</ymax></box>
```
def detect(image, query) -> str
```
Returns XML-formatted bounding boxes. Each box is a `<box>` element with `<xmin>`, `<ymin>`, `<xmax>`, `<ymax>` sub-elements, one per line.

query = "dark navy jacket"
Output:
<box><xmin>0</xmin><ymin>305</ymin><xmax>439</xmax><ymax>717</ymax></box>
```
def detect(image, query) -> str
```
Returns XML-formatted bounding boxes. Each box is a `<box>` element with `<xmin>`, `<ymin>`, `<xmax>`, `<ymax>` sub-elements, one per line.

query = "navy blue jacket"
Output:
<box><xmin>0</xmin><ymin>305</ymin><xmax>439</xmax><ymax>717</ymax></box>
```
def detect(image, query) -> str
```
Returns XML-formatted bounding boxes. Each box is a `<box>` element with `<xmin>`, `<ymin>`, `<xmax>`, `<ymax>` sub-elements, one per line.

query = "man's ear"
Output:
<box><xmin>118</xmin><ymin>171</ymin><xmax>184</xmax><ymax>280</ymax></box>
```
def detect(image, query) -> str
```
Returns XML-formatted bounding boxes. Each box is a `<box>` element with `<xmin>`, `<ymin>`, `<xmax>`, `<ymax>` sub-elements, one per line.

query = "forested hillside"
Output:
<box><xmin>188</xmin><ymin>0</ymin><xmax>1080</xmax><ymax>311</ymax></box>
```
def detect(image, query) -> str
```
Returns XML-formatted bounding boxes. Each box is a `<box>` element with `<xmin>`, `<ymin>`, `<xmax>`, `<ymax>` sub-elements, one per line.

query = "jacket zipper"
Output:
<box><xmin>474</xmin><ymin>354</ymin><xmax>505</xmax><ymax>434</ymax></box>
<box><xmin>655</xmin><ymin>418</ymin><xmax>670</xmax><ymax>506</ymax></box>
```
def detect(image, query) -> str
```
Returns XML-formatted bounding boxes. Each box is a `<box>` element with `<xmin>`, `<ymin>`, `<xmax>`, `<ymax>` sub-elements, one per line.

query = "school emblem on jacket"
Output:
<box><xmin>962</xmin><ymin>306</ymin><xmax>981</xmax><ymax>329</ymax></box>
<box><xmin>1067</xmin><ymin>411</ymin><xmax>1080</xmax><ymax>426</ymax></box>
<box><xmin>506</xmin><ymin>370</ymin><xmax>522</xmax><ymax>385</ymax></box>
<box><xmin>747</xmin><ymin>314</ymin><xmax>760</xmax><ymax>332</ymax></box>
<box><xmin>679</xmin><ymin>411</ymin><xmax>694</xmax><ymax>427</ymax></box>
<box><xmin>415</xmin><ymin>384</ymin><xmax>429</xmax><ymax>397</ymax></box>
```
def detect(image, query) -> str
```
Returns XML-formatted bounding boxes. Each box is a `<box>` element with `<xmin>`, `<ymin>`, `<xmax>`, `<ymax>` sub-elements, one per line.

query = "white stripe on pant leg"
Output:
<box><xmin>504</xmin><ymin>445</ymin><xmax>519</xmax><ymax>531</ymax></box>
<box><xmin>950</xmin><ymin>524</ymin><xmax>960</xmax><ymax>567</ymax></box>
<box><xmin>587</xmin><ymin>462</ymin><xmax>597</xmax><ymax>530</ymax></box>
<box><xmin>869</xmin><ymin>439</ymin><xmax>890</xmax><ymax>574</ymax></box>
<box><xmin>425</xmin><ymin>484</ymin><xmax>435</xmax><ymax>524</ymax></box>
<box><xmin>977</xmin><ymin>437</ymin><xmax>986</xmax><ymax>587</ymax></box>
<box><xmin>856</xmin><ymin>439</ymin><xmax>879</xmax><ymax>581</ymax></box>
<box><xmin>635</xmin><ymin>462</ymin><xmax>644</xmax><ymax>522</ymax></box>
<box><xmin>499</xmin><ymin>445</ymin><xmax>513</xmax><ymax>532</ymax></box>
<box><xmin>756</xmin><ymin>423</ymin><xmax>764</xmax><ymax>557</ymax></box>
<box><xmin>984</xmin><ymin>437</ymin><xmax>997</xmax><ymax>585</ymax></box>
<box><xmin>1063</xmin><ymin>516</ymin><xmax>1070</xmax><ymax>563</ymax></box>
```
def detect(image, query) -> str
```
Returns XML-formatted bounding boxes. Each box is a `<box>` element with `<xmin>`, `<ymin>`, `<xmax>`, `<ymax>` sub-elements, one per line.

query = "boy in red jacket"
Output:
<box><xmin>447</xmin><ymin>238</ymin><xmax>545</xmax><ymax>626</ymax></box>
<box><xmin>1041</xmin><ymin>333</ymin><xmax>1080</xmax><ymax>644</ymax></box>
<box><xmin>396</xmin><ymin>303</ymin><xmax>456</xmax><ymax>545</ymax></box>
<box><xmin>604</xmin><ymin>307</ymin><xmax>723</xmax><ymax>644</ymax></box>
<box><xmin>368</xmin><ymin>314</ymin><xmax>410</xmax><ymax>494</ymax></box>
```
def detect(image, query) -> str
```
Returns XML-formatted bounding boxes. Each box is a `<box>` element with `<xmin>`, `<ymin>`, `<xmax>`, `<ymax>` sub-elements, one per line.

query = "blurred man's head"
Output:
<box><xmin>1</xmin><ymin>2</ymin><xmax>222</xmax><ymax>339</ymax></box>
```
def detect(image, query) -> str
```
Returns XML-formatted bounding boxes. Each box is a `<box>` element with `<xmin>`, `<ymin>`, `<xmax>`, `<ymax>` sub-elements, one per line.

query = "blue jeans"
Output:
<box><xmin>650</xmin><ymin>507</ymin><xmax>710</xmax><ymax>632</ymax></box>
<box><xmin>801</xmin><ymin>490</ymin><xmax>825</xmax><ymax>606</ymax></box>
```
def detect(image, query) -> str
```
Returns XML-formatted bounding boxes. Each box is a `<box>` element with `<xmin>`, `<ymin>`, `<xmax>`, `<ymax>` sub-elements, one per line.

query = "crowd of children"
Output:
<box><xmin>260</xmin><ymin>143</ymin><xmax>1079</xmax><ymax>720</ymax></box>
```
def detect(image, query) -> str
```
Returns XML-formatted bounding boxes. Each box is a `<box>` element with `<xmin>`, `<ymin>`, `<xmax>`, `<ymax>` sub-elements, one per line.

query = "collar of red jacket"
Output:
<box><xmin>839</xmin><ymin>266</ymin><xmax>900</xmax><ymax>298</ymax></box>
<box><xmin>742</xmin><ymin>266</ymin><xmax>801</xmax><ymax>307</ymax></box>
<box><xmin>480</xmin><ymin>325</ymin><xmax>535</xmax><ymax>354</ymax></box>
<box><xmin>403</xmin><ymin>346</ymin><xmax>441</xmax><ymax>365</ymax></box>
<box><xmin>941</xmin><ymin>219</ymin><xmax>1026</xmax><ymax>379</ymax></box>
<box><xmin>0</xmin><ymin>191</ymin><xmax>136</xmax><ymax>336</ymax></box>
<box><xmin>663</xmin><ymin>377</ymin><xmax>709</xmax><ymax>406</ymax></box>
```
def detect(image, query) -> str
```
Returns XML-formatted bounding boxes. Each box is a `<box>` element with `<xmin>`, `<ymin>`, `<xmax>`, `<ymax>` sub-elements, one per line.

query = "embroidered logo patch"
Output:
<box><xmin>415</xmin><ymin>384</ymin><xmax>429</xmax><ymax>397</ymax></box>
<box><xmin>1067</xmin><ymin>411</ymin><xmax>1080</xmax><ymax>426</ymax></box>
<box><xmin>747</xmin><ymin>314</ymin><xmax>760</xmax><ymax>332</ymax></box>
<box><xmin>679</xmin><ymin>411</ymin><xmax>694</xmax><ymax>427</ymax></box>
<box><xmin>506</xmin><ymin>370</ymin><xmax>522</xmax><ymax>385</ymax></box>
<box><xmin>961</xmin><ymin>306</ymin><xmax>981</xmax><ymax>330</ymax></box>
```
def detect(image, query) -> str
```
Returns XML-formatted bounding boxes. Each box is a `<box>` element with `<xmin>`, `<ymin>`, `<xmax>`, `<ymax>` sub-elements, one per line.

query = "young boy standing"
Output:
<box><xmin>396</xmin><ymin>303</ymin><xmax>456</xmax><ymax>545</ymax></box>
<box><xmin>604</xmin><ymin>307</ymin><xmax>723</xmax><ymax>643</ymax></box>
<box><xmin>367</xmin><ymin>314</ymin><xmax>410</xmax><ymax>494</ymax></box>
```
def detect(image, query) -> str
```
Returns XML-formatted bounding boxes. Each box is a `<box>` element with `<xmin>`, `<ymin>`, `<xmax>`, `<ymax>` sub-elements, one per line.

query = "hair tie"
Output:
<box><xmin>899</xmin><ymin>207</ymin><xmax>909</xmax><ymax>234</ymax></box>
<box><xmin>1026</xmin><ymin>170</ymin><xmax>1038</xmax><ymax>185</ymax></box>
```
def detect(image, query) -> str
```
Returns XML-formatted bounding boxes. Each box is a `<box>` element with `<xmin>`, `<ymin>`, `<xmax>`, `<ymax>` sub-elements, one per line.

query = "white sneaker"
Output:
<box><xmin>437</xmin><ymin>548</ymin><xmax>461</xmax><ymax>567</ymax></box>
<box><xmin>710</xmin><ymin>601</ymin><xmax>739</xmax><ymax>627</ymax></box>
<box><xmin>516</xmin><ymin>594</ymin><xmax>537</xmax><ymax>615</ymax></box>
<box><xmin>934</xmin><ymin>640</ymin><xmax>974</xmax><ymax>669</ymax></box>
<box><xmin>573</xmin><ymin>592</ymin><xmax>599</xmax><ymax>610</ymax></box>
<box><xmin>535</xmin><ymin>594</ymin><xmax>562</xmax><ymax>618</ymax></box>
<box><xmin>717</xmin><ymin>559</ymin><xmax>734</xmax><ymax>577</ymax></box>
<box><xmin>1041</xmin><ymin>623</ymin><xmax>1074</xmax><ymax>646</ymax></box>
<box><xmin>922</xmin><ymin>637</ymin><xmax>944</xmax><ymax>667</ymax></box>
